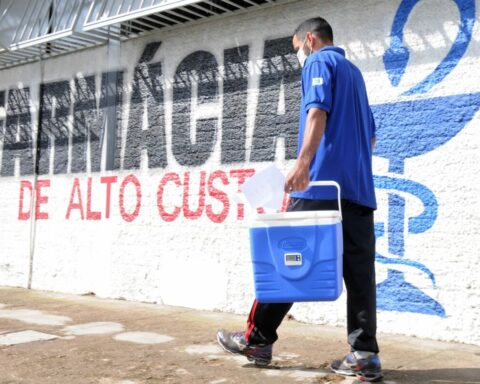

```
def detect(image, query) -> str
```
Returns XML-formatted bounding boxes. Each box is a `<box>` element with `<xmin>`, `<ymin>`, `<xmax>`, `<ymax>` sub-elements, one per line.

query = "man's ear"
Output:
<box><xmin>307</xmin><ymin>32</ymin><xmax>316</xmax><ymax>50</ymax></box>
<box><xmin>306</xmin><ymin>31</ymin><xmax>313</xmax><ymax>44</ymax></box>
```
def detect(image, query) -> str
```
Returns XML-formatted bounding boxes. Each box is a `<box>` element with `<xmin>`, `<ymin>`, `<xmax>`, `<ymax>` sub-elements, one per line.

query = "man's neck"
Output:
<box><xmin>313</xmin><ymin>42</ymin><xmax>334</xmax><ymax>52</ymax></box>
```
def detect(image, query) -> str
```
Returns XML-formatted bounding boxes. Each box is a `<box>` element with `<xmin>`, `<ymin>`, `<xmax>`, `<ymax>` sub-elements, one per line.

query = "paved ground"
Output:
<box><xmin>0</xmin><ymin>287</ymin><xmax>479</xmax><ymax>384</ymax></box>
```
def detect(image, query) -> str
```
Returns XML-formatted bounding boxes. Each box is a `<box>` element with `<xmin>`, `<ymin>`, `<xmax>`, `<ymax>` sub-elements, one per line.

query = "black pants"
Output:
<box><xmin>245</xmin><ymin>197</ymin><xmax>379</xmax><ymax>353</ymax></box>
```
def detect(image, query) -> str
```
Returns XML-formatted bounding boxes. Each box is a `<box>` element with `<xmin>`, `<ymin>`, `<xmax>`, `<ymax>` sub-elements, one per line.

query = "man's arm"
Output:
<box><xmin>284</xmin><ymin>107</ymin><xmax>327</xmax><ymax>193</ymax></box>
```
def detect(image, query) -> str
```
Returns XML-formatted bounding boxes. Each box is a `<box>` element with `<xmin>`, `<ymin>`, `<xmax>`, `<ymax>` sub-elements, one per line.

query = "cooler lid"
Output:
<box><xmin>250</xmin><ymin>210</ymin><xmax>342</xmax><ymax>227</ymax></box>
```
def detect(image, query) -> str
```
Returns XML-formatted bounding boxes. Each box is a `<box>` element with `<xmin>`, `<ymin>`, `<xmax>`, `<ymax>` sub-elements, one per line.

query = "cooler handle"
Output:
<box><xmin>307</xmin><ymin>181</ymin><xmax>342</xmax><ymax>220</ymax></box>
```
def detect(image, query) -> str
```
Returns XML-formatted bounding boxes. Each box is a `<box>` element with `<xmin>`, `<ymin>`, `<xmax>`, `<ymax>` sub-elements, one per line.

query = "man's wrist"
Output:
<box><xmin>297</xmin><ymin>152</ymin><xmax>312</xmax><ymax>167</ymax></box>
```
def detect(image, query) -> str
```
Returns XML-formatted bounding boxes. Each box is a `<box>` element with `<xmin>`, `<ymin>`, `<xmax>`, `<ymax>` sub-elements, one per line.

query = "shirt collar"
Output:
<box><xmin>318</xmin><ymin>45</ymin><xmax>345</xmax><ymax>56</ymax></box>
<box><xmin>303</xmin><ymin>45</ymin><xmax>345</xmax><ymax>67</ymax></box>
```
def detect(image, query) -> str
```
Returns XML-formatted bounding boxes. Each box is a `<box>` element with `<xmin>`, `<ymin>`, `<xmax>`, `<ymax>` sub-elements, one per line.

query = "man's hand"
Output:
<box><xmin>284</xmin><ymin>161</ymin><xmax>310</xmax><ymax>193</ymax></box>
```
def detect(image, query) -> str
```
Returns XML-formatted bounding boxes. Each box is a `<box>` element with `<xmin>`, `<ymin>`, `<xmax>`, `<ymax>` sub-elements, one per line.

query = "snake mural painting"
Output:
<box><xmin>372</xmin><ymin>0</ymin><xmax>478</xmax><ymax>317</ymax></box>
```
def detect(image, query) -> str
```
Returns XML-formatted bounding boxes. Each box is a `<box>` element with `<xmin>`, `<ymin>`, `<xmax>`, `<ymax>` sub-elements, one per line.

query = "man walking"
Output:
<box><xmin>217</xmin><ymin>17</ymin><xmax>382</xmax><ymax>382</ymax></box>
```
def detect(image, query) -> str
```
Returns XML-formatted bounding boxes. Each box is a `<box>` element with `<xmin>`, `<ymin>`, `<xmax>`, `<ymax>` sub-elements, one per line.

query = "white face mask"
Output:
<box><xmin>296</xmin><ymin>37</ymin><xmax>311</xmax><ymax>67</ymax></box>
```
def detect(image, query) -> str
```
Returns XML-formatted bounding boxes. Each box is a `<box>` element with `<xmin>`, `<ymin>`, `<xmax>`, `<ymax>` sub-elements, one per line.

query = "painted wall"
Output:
<box><xmin>1</xmin><ymin>0</ymin><xmax>479</xmax><ymax>346</ymax></box>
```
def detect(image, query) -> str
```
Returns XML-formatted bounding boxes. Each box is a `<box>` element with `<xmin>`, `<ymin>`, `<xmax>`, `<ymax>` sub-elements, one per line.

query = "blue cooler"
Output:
<box><xmin>249</xmin><ymin>181</ymin><xmax>343</xmax><ymax>303</ymax></box>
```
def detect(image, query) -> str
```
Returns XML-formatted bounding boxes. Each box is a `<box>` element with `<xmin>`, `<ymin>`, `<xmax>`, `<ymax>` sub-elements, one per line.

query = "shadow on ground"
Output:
<box><xmin>384</xmin><ymin>368</ymin><xmax>480</xmax><ymax>383</ymax></box>
<box><xmin>243</xmin><ymin>363</ymin><xmax>480</xmax><ymax>384</ymax></box>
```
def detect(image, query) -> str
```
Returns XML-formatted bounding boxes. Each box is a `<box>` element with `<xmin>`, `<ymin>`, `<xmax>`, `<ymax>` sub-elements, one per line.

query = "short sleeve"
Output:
<box><xmin>303</xmin><ymin>60</ymin><xmax>333</xmax><ymax>113</ymax></box>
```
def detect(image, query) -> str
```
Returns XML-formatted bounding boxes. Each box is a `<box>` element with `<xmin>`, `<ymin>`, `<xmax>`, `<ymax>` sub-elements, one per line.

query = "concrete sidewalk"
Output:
<box><xmin>0</xmin><ymin>287</ymin><xmax>479</xmax><ymax>384</ymax></box>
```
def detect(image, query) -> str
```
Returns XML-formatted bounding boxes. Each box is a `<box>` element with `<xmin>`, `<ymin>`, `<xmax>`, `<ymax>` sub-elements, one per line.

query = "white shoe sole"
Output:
<box><xmin>216</xmin><ymin>332</ymin><xmax>271</xmax><ymax>366</ymax></box>
<box><xmin>330</xmin><ymin>365</ymin><xmax>356</xmax><ymax>376</ymax></box>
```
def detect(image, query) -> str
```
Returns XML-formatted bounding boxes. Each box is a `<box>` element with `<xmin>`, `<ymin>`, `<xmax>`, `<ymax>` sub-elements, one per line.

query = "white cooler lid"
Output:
<box><xmin>250</xmin><ymin>210</ymin><xmax>341</xmax><ymax>227</ymax></box>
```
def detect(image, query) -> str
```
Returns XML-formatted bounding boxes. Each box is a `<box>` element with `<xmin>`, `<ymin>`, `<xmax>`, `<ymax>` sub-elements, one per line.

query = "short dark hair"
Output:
<box><xmin>293</xmin><ymin>17</ymin><xmax>333</xmax><ymax>42</ymax></box>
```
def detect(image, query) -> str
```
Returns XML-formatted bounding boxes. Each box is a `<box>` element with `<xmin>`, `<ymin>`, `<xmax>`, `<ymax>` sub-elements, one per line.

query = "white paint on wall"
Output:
<box><xmin>0</xmin><ymin>0</ymin><xmax>479</xmax><ymax>347</ymax></box>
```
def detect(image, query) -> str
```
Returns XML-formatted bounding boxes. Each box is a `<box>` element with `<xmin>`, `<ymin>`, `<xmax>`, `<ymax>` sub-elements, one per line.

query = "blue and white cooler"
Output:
<box><xmin>249</xmin><ymin>181</ymin><xmax>343</xmax><ymax>303</ymax></box>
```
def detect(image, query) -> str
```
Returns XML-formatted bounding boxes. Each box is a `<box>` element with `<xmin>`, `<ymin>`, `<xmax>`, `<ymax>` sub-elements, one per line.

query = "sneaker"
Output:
<box><xmin>216</xmin><ymin>329</ymin><xmax>272</xmax><ymax>366</ymax></box>
<box><xmin>330</xmin><ymin>352</ymin><xmax>383</xmax><ymax>382</ymax></box>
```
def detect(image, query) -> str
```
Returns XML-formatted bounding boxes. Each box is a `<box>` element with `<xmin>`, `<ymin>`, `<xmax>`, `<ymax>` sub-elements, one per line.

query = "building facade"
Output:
<box><xmin>0</xmin><ymin>0</ymin><xmax>479</xmax><ymax>346</ymax></box>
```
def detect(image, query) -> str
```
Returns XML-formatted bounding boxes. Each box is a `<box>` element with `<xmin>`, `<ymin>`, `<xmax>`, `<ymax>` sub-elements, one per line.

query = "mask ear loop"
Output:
<box><xmin>300</xmin><ymin>37</ymin><xmax>307</xmax><ymax>54</ymax></box>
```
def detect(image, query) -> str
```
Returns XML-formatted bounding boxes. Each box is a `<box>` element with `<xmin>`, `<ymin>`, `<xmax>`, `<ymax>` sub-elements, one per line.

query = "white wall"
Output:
<box><xmin>0</xmin><ymin>0</ymin><xmax>479</xmax><ymax>346</ymax></box>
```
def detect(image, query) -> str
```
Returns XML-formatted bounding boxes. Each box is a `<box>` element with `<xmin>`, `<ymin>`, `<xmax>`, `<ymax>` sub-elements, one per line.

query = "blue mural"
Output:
<box><xmin>383</xmin><ymin>0</ymin><xmax>476</xmax><ymax>95</ymax></box>
<box><xmin>373</xmin><ymin>0</ymin><xmax>478</xmax><ymax>316</ymax></box>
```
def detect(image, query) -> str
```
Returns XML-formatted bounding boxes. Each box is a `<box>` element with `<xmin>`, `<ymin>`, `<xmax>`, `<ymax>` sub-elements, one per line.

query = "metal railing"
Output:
<box><xmin>0</xmin><ymin>0</ymin><xmax>283</xmax><ymax>69</ymax></box>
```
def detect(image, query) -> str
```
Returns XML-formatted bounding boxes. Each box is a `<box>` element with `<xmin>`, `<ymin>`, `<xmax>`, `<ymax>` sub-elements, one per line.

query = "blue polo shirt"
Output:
<box><xmin>289</xmin><ymin>46</ymin><xmax>377</xmax><ymax>209</ymax></box>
